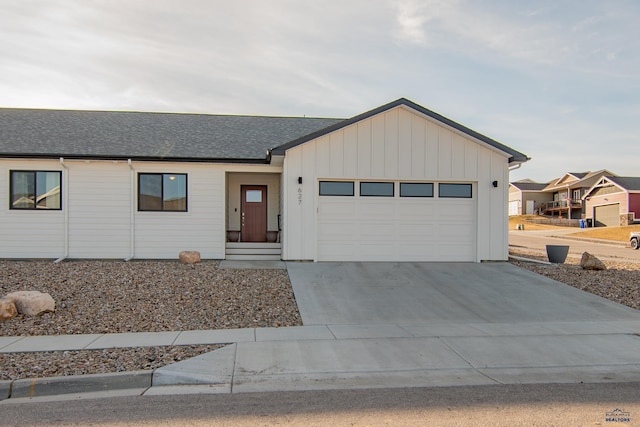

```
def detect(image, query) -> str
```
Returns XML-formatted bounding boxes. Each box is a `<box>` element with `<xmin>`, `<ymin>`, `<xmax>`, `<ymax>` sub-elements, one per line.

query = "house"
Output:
<box><xmin>582</xmin><ymin>176</ymin><xmax>640</xmax><ymax>226</ymax></box>
<box><xmin>0</xmin><ymin>98</ymin><xmax>528</xmax><ymax>262</ymax></box>
<box><xmin>508</xmin><ymin>180</ymin><xmax>550</xmax><ymax>216</ymax></box>
<box><xmin>508</xmin><ymin>170</ymin><xmax>614</xmax><ymax>219</ymax></box>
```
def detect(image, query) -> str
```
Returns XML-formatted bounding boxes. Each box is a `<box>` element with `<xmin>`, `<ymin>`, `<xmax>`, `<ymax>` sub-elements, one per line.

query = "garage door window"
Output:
<box><xmin>319</xmin><ymin>181</ymin><xmax>354</xmax><ymax>196</ymax></box>
<box><xmin>400</xmin><ymin>182</ymin><xmax>433</xmax><ymax>197</ymax></box>
<box><xmin>439</xmin><ymin>183</ymin><xmax>472</xmax><ymax>198</ymax></box>
<box><xmin>360</xmin><ymin>182</ymin><xmax>394</xmax><ymax>197</ymax></box>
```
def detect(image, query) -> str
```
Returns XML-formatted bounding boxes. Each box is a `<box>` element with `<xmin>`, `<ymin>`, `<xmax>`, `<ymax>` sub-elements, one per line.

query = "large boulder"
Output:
<box><xmin>0</xmin><ymin>298</ymin><xmax>18</xmax><ymax>321</ymax></box>
<box><xmin>580</xmin><ymin>252</ymin><xmax>607</xmax><ymax>271</ymax></box>
<box><xmin>179</xmin><ymin>251</ymin><xmax>201</xmax><ymax>264</ymax></box>
<box><xmin>4</xmin><ymin>291</ymin><xmax>56</xmax><ymax>316</ymax></box>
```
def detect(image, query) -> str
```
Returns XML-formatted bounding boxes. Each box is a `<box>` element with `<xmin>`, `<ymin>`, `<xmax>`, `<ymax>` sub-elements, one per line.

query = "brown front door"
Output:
<box><xmin>241</xmin><ymin>185</ymin><xmax>267</xmax><ymax>242</ymax></box>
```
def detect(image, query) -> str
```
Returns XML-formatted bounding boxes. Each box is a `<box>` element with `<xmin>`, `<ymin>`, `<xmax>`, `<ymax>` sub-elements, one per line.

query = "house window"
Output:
<box><xmin>138</xmin><ymin>173</ymin><xmax>187</xmax><ymax>211</ymax></box>
<box><xmin>10</xmin><ymin>170</ymin><xmax>62</xmax><ymax>210</ymax></box>
<box><xmin>400</xmin><ymin>182</ymin><xmax>433</xmax><ymax>197</ymax></box>
<box><xmin>319</xmin><ymin>181</ymin><xmax>354</xmax><ymax>196</ymax></box>
<box><xmin>439</xmin><ymin>183</ymin><xmax>472</xmax><ymax>198</ymax></box>
<box><xmin>572</xmin><ymin>189</ymin><xmax>581</xmax><ymax>200</ymax></box>
<box><xmin>360</xmin><ymin>182</ymin><xmax>394</xmax><ymax>197</ymax></box>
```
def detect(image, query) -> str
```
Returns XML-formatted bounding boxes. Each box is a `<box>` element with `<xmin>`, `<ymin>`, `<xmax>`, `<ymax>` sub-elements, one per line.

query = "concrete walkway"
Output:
<box><xmin>2</xmin><ymin>261</ymin><xmax>640</xmax><ymax>400</ymax></box>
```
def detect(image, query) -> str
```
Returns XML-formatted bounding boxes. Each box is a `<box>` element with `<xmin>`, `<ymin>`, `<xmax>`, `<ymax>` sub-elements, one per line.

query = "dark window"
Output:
<box><xmin>319</xmin><ymin>181</ymin><xmax>354</xmax><ymax>196</ymax></box>
<box><xmin>10</xmin><ymin>171</ymin><xmax>61</xmax><ymax>210</ymax></box>
<box><xmin>439</xmin><ymin>183</ymin><xmax>472</xmax><ymax>198</ymax></box>
<box><xmin>138</xmin><ymin>173</ymin><xmax>187</xmax><ymax>211</ymax></box>
<box><xmin>400</xmin><ymin>182</ymin><xmax>433</xmax><ymax>197</ymax></box>
<box><xmin>360</xmin><ymin>182</ymin><xmax>394</xmax><ymax>197</ymax></box>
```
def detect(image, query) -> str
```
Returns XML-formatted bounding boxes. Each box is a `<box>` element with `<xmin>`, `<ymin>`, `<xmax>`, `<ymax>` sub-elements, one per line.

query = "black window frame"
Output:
<box><xmin>9</xmin><ymin>170</ymin><xmax>62</xmax><ymax>210</ymax></box>
<box><xmin>138</xmin><ymin>173</ymin><xmax>188</xmax><ymax>212</ymax></box>
<box><xmin>319</xmin><ymin>181</ymin><xmax>354</xmax><ymax>196</ymax></box>
<box><xmin>438</xmin><ymin>183</ymin><xmax>473</xmax><ymax>198</ymax></box>
<box><xmin>399</xmin><ymin>182</ymin><xmax>434</xmax><ymax>198</ymax></box>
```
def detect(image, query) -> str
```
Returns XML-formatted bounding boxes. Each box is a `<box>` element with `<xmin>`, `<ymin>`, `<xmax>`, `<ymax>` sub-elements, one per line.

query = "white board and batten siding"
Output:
<box><xmin>282</xmin><ymin>105</ymin><xmax>511</xmax><ymax>262</ymax></box>
<box><xmin>0</xmin><ymin>159</ymin><xmax>231</xmax><ymax>259</ymax></box>
<box><xmin>0</xmin><ymin>159</ymin><xmax>65</xmax><ymax>258</ymax></box>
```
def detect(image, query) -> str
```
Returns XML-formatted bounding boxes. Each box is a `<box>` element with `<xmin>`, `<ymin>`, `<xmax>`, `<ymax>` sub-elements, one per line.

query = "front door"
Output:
<box><xmin>241</xmin><ymin>185</ymin><xmax>267</xmax><ymax>242</ymax></box>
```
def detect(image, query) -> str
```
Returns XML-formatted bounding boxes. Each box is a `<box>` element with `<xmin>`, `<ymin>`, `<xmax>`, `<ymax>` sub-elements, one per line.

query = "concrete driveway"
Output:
<box><xmin>286</xmin><ymin>262</ymin><xmax>640</xmax><ymax>326</ymax></box>
<box><xmin>150</xmin><ymin>261</ymin><xmax>640</xmax><ymax>393</ymax></box>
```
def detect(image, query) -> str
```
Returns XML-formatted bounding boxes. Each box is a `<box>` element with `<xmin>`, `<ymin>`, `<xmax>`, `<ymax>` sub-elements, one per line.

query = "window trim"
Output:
<box><xmin>438</xmin><ymin>183</ymin><xmax>473</xmax><ymax>199</ymax></box>
<box><xmin>319</xmin><ymin>181</ymin><xmax>355</xmax><ymax>196</ymax></box>
<box><xmin>138</xmin><ymin>173</ymin><xmax>188</xmax><ymax>212</ymax></box>
<box><xmin>9</xmin><ymin>170</ymin><xmax>62</xmax><ymax>211</ymax></box>
<box><xmin>359</xmin><ymin>182</ymin><xmax>395</xmax><ymax>197</ymax></box>
<box><xmin>399</xmin><ymin>182</ymin><xmax>434</xmax><ymax>198</ymax></box>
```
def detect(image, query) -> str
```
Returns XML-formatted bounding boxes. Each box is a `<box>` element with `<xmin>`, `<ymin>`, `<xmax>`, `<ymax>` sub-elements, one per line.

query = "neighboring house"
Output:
<box><xmin>508</xmin><ymin>181</ymin><xmax>550</xmax><ymax>216</ymax></box>
<box><xmin>509</xmin><ymin>170</ymin><xmax>614</xmax><ymax>219</ymax></box>
<box><xmin>583</xmin><ymin>176</ymin><xmax>640</xmax><ymax>226</ymax></box>
<box><xmin>0</xmin><ymin>98</ymin><xmax>528</xmax><ymax>262</ymax></box>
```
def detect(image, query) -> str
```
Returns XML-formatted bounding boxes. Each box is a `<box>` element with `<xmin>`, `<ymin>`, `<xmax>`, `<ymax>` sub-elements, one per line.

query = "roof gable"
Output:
<box><xmin>271</xmin><ymin>98</ymin><xmax>529</xmax><ymax>163</ymax></box>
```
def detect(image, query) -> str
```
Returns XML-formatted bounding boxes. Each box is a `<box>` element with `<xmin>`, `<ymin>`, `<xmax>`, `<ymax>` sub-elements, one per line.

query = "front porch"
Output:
<box><xmin>225</xmin><ymin>171</ymin><xmax>282</xmax><ymax>260</ymax></box>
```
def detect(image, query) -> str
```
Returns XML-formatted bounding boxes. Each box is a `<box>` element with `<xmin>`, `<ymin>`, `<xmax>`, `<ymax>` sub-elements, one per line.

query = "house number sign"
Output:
<box><xmin>297</xmin><ymin>186</ymin><xmax>302</xmax><ymax>205</ymax></box>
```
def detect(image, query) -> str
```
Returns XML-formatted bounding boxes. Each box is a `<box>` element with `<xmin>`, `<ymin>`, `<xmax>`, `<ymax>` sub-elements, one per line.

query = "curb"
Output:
<box><xmin>548</xmin><ymin>235</ymin><xmax>628</xmax><ymax>248</ymax></box>
<box><xmin>2</xmin><ymin>370</ymin><xmax>152</xmax><ymax>400</ymax></box>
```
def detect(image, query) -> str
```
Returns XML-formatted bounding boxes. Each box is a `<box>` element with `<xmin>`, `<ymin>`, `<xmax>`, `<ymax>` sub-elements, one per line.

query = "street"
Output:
<box><xmin>1</xmin><ymin>383</ymin><xmax>639</xmax><ymax>426</ymax></box>
<box><xmin>509</xmin><ymin>229</ymin><xmax>640</xmax><ymax>262</ymax></box>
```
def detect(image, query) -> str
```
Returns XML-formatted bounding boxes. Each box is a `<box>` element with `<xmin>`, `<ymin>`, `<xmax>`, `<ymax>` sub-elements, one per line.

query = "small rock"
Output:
<box><xmin>0</xmin><ymin>298</ymin><xmax>18</xmax><ymax>321</ymax></box>
<box><xmin>4</xmin><ymin>291</ymin><xmax>56</xmax><ymax>316</ymax></box>
<box><xmin>179</xmin><ymin>251</ymin><xmax>201</xmax><ymax>264</ymax></box>
<box><xmin>580</xmin><ymin>252</ymin><xmax>607</xmax><ymax>270</ymax></box>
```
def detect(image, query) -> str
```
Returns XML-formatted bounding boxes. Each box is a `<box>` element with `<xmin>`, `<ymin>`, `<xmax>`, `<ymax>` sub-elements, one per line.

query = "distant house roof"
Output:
<box><xmin>607</xmin><ymin>176</ymin><xmax>640</xmax><ymax>191</ymax></box>
<box><xmin>510</xmin><ymin>182</ymin><xmax>548</xmax><ymax>191</ymax></box>
<box><xmin>0</xmin><ymin>108</ymin><xmax>343</xmax><ymax>162</ymax></box>
<box><xmin>272</xmin><ymin>98</ymin><xmax>529</xmax><ymax>163</ymax></box>
<box><xmin>543</xmin><ymin>170</ymin><xmax>616</xmax><ymax>191</ymax></box>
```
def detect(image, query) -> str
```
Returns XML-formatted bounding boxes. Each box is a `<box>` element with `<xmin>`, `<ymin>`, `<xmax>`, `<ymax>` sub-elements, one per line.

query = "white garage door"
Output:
<box><xmin>508</xmin><ymin>200</ymin><xmax>519</xmax><ymax>216</ymax></box>
<box><xmin>317</xmin><ymin>182</ymin><xmax>476</xmax><ymax>262</ymax></box>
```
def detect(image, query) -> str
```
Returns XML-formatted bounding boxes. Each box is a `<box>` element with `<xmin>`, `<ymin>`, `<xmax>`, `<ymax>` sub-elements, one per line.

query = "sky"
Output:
<box><xmin>0</xmin><ymin>0</ymin><xmax>638</xmax><ymax>182</ymax></box>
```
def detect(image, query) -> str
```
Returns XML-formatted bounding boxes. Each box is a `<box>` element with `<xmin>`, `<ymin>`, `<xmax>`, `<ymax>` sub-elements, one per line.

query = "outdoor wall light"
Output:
<box><xmin>298</xmin><ymin>177</ymin><xmax>303</xmax><ymax>184</ymax></box>
<box><xmin>492</xmin><ymin>180</ymin><xmax>498</xmax><ymax>188</ymax></box>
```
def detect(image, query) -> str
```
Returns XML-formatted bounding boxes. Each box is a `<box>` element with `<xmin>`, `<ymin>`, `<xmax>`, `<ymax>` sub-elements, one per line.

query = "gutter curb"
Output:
<box><xmin>7</xmin><ymin>370</ymin><xmax>152</xmax><ymax>400</ymax></box>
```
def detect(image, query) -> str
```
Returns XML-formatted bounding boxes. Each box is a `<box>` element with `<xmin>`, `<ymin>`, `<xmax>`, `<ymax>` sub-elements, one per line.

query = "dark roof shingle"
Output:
<box><xmin>0</xmin><ymin>109</ymin><xmax>343</xmax><ymax>162</ymax></box>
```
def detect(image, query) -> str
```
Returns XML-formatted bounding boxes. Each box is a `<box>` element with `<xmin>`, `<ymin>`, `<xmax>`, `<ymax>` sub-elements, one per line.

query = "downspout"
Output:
<box><xmin>54</xmin><ymin>157</ymin><xmax>69</xmax><ymax>263</ymax></box>
<box><xmin>124</xmin><ymin>159</ymin><xmax>135</xmax><ymax>261</ymax></box>
<box><xmin>508</xmin><ymin>162</ymin><xmax>522</xmax><ymax>172</ymax></box>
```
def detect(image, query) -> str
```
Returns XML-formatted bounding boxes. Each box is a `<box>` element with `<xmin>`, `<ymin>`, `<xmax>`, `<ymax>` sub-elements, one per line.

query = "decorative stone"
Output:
<box><xmin>580</xmin><ymin>252</ymin><xmax>607</xmax><ymax>270</ymax></box>
<box><xmin>4</xmin><ymin>291</ymin><xmax>55</xmax><ymax>316</ymax></box>
<box><xmin>0</xmin><ymin>298</ymin><xmax>18</xmax><ymax>321</ymax></box>
<box><xmin>179</xmin><ymin>251</ymin><xmax>201</xmax><ymax>264</ymax></box>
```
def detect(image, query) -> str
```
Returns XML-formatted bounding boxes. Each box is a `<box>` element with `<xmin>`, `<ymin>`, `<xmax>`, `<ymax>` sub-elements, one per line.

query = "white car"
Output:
<box><xmin>631</xmin><ymin>232</ymin><xmax>640</xmax><ymax>250</ymax></box>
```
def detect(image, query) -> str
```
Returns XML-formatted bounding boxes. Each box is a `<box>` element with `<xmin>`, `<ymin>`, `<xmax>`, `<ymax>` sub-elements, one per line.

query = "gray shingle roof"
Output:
<box><xmin>0</xmin><ymin>109</ymin><xmax>343</xmax><ymax>162</ymax></box>
<box><xmin>607</xmin><ymin>176</ymin><xmax>640</xmax><ymax>191</ymax></box>
<box><xmin>510</xmin><ymin>182</ymin><xmax>548</xmax><ymax>191</ymax></box>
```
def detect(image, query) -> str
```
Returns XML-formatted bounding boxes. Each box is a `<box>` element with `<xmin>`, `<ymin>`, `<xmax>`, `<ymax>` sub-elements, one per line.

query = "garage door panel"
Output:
<box><xmin>317</xmin><ymin>182</ymin><xmax>476</xmax><ymax>262</ymax></box>
<box><xmin>398</xmin><ymin>223</ymin><xmax>435</xmax><ymax>240</ymax></box>
<box><xmin>360</xmin><ymin>223</ymin><xmax>394</xmax><ymax>239</ymax></box>
<box><xmin>317</xmin><ymin>222</ymin><xmax>357</xmax><ymax>239</ymax></box>
<box><xmin>594</xmin><ymin>204</ymin><xmax>619</xmax><ymax>227</ymax></box>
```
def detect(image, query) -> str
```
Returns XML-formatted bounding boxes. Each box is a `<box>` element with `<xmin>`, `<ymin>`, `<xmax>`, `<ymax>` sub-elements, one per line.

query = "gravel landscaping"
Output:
<box><xmin>1</xmin><ymin>260</ymin><xmax>301</xmax><ymax>380</ymax></box>
<box><xmin>1</xmin><ymin>255</ymin><xmax>638</xmax><ymax>381</ymax></box>
<box><xmin>509</xmin><ymin>248</ymin><xmax>639</xmax><ymax>310</ymax></box>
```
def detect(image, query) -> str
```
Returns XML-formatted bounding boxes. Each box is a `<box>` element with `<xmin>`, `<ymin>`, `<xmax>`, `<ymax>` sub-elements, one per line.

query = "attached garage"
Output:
<box><xmin>316</xmin><ymin>181</ymin><xmax>475</xmax><ymax>261</ymax></box>
<box><xmin>275</xmin><ymin>98</ymin><xmax>529</xmax><ymax>263</ymax></box>
<box><xmin>594</xmin><ymin>203</ymin><xmax>620</xmax><ymax>227</ymax></box>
